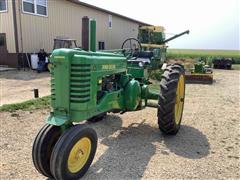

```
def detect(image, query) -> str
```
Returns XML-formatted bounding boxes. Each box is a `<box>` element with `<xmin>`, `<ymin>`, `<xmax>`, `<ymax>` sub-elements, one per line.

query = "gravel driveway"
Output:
<box><xmin>0</xmin><ymin>69</ymin><xmax>239</xmax><ymax>179</ymax></box>
<box><xmin>0</xmin><ymin>70</ymin><xmax>50</xmax><ymax>105</ymax></box>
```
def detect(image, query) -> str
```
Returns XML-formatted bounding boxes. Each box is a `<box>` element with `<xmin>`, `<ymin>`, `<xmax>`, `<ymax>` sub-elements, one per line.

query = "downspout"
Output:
<box><xmin>18</xmin><ymin>0</ymin><xmax>24</xmax><ymax>69</ymax></box>
<box><xmin>12</xmin><ymin>0</ymin><xmax>20</xmax><ymax>68</ymax></box>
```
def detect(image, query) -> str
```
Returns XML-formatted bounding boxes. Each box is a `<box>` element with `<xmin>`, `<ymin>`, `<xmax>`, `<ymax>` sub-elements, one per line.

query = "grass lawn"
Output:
<box><xmin>0</xmin><ymin>96</ymin><xmax>50</xmax><ymax>112</ymax></box>
<box><xmin>232</xmin><ymin>64</ymin><xmax>240</xmax><ymax>70</ymax></box>
<box><xmin>167</xmin><ymin>49</ymin><xmax>240</xmax><ymax>61</ymax></box>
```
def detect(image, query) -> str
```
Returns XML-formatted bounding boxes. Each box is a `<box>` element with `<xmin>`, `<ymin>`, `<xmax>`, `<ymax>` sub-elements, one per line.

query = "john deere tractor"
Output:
<box><xmin>122</xmin><ymin>26</ymin><xmax>189</xmax><ymax>70</ymax></box>
<box><xmin>32</xmin><ymin>17</ymin><xmax>189</xmax><ymax>179</ymax></box>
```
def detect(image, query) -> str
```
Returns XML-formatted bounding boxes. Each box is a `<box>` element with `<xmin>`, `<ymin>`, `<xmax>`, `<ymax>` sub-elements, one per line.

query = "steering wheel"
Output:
<box><xmin>121</xmin><ymin>38</ymin><xmax>142</xmax><ymax>60</ymax></box>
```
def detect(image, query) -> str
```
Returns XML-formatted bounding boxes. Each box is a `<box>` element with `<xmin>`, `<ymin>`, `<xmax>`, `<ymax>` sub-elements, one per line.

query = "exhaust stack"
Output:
<box><xmin>82</xmin><ymin>16</ymin><xmax>89</xmax><ymax>51</ymax></box>
<box><xmin>82</xmin><ymin>16</ymin><xmax>96</xmax><ymax>52</ymax></box>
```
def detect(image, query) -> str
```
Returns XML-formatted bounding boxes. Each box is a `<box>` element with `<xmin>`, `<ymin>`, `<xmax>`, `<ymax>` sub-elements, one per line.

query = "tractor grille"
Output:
<box><xmin>51</xmin><ymin>73</ymin><xmax>56</xmax><ymax>101</ymax></box>
<box><xmin>70</xmin><ymin>64</ymin><xmax>91</xmax><ymax>103</ymax></box>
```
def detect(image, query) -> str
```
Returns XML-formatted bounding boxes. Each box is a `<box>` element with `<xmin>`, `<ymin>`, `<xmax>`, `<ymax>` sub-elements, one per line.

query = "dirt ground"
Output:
<box><xmin>0</xmin><ymin>70</ymin><xmax>50</xmax><ymax>105</ymax></box>
<box><xmin>0</xmin><ymin>69</ymin><xmax>240</xmax><ymax>180</ymax></box>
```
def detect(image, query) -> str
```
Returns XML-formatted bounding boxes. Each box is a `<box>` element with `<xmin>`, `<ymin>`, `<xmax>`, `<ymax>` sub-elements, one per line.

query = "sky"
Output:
<box><xmin>81</xmin><ymin>0</ymin><xmax>239</xmax><ymax>50</ymax></box>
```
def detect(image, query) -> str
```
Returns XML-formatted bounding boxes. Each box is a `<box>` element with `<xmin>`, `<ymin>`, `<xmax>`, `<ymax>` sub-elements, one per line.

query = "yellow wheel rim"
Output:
<box><xmin>175</xmin><ymin>75</ymin><xmax>185</xmax><ymax>124</ymax></box>
<box><xmin>67</xmin><ymin>137</ymin><xmax>91</xmax><ymax>173</ymax></box>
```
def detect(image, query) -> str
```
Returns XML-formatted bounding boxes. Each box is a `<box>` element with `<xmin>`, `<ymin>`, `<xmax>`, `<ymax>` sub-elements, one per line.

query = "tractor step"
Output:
<box><xmin>185</xmin><ymin>73</ymin><xmax>213</xmax><ymax>84</ymax></box>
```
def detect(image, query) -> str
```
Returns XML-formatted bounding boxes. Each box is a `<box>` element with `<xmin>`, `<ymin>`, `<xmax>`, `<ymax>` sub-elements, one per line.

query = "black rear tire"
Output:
<box><xmin>32</xmin><ymin>124</ymin><xmax>61</xmax><ymax>178</ymax></box>
<box><xmin>50</xmin><ymin>125</ymin><xmax>97</xmax><ymax>180</ymax></box>
<box><xmin>158</xmin><ymin>64</ymin><xmax>185</xmax><ymax>135</ymax></box>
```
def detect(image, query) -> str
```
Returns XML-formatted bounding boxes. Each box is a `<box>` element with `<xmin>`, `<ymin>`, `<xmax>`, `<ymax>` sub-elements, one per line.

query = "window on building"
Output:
<box><xmin>22</xmin><ymin>0</ymin><xmax>47</xmax><ymax>16</ymax></box>
<box><xmin>98</xmin><ymin>41</ymin><xmax>105</xmax><ymax>50</ymax></box>
<box><xmin>36</xmin><ymin>0</ymin><xmax>47</xmax><ymax>15</ymax></box>
<box><xmin>23</xmin><ymin>0</ymin><xmax>34</xmax><ymax>13</ymax></box>
<box><xmin>0</xmin><ymin>0</ymin><xmax>7</xmax><ymax>12</ymax></box>
<box><xmin>108</xmin><ymin>15</ymin><xmax>112</xmax><ymax>29</ymax></box>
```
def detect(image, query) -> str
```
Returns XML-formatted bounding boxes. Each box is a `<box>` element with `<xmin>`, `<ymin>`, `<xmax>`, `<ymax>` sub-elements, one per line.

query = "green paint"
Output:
<box><xmin>124</xmin><ymin>79</ymin><xmax>141</xmax><ymax>111</ymax></box>
<box><xmin>194</xmin><ymin>63</ymin><xmax>205</xmax><ymax>73</ymax></box>
<box><xmin>90</xmin><ymin>19</ymin><xmax>96</xmax><ymax>52</ymax></box>
<box><xmin>47</xmin><ymin>47</ymin><xmax>162</xmax><ymax>126</ymax></box>
<box><xmin>127</xmin><ymin>66</ymin><xmax>145</xmax><ymax>79</ymax></box>
<box><xmin>48</xmin><ymin>49</ymin><xmax>127</xmax><ymax>125</ymax></box>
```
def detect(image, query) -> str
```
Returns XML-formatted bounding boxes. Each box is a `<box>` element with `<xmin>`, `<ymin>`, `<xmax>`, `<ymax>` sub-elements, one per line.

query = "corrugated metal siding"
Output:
<box><xmin>0</xmin><ymin>0</ymin><xmax>16</xmax><ymax>53</ymax></box>
<box><xmin>16</xmin><ymin>0</ymin><xmax>139</xmax><ymax>53</ymax></box>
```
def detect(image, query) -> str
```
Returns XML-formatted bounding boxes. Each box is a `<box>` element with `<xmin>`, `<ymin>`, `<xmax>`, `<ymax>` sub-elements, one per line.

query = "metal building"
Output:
<box><xmin>0</xmin><ymin>0</ymin><xmax>149</xmax><ymax>67</ymax></box>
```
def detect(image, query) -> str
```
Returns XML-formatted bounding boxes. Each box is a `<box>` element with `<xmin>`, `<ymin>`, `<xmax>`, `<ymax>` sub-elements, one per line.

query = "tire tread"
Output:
<box><xmin>157</xmin><ymin>64</ymin><xmax>185</xmax><ymax>135</ymax></box>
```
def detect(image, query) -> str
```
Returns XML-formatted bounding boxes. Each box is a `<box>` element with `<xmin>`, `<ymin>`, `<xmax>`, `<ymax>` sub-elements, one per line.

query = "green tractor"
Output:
<box><xmin>108</xmin><ymin>25</ymin><xmax>189</xmax><ymax>71</ymax></box>
<box><xmin>32</xmin><ymin>17</ymin><xmax>189</xmax><ymax>179</ymax></box>
<box><xmin>185</xmin><ymin>61</ymin><xmax>213</xmax><ymax>84</ymax></box>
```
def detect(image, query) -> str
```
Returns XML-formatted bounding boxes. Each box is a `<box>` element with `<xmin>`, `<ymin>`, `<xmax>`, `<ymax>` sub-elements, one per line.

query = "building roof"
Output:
<box><xmin>67</xmin><ymin>0</ymin><xmax>151</xmax><ymax>26</ymax></box>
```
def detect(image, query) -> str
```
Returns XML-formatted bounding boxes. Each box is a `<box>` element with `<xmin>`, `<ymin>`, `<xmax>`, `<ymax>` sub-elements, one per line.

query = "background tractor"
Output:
<box><xmin>183</xmin><ymin>59</ymin><xmax>213</xmax><ymax>84</ymax></box>
<box><xmin>168</xmin><ymin>57</ymin><xmax>214</xmax><ymax>84</ymax></box>
<box><xmin>212</xmin><ymin>57</ymin><xmax>233</xmax><ymax>70</ymax></box>
<box><xmin>126</xmin><ymin>26</ymin><xmax>190</xmax><ymax>70</ymax></box>
<box><xmin>53</xmin><ymin>38</ymin><xmax>78</xmax><ymax>50</ymax></box>
<box><xmin>32</xmin><ymin>17</ymin><xmax>188</xmax><ymax>179</ymax></box>
<box><xmin>138</xmin><ymin>27</ymin><xmax>214</xmax><ymax>84</ymax></box>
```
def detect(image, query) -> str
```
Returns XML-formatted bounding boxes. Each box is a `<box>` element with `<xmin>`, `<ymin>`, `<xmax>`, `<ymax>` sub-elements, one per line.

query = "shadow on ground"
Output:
<box><xmin>161</xmin><ymin>125</ymin><xmax>210</xmax><ymax>159</ymax></box>
<box><xmin>46</xmin><ymin>114</ymin><xmax>210</xmax><ymax>179</ymax></box>
<box><xmin>46</xmin><ymin>115</ymin><xmax>210</xmax><ymax>179</ymax></box>
<box><xmin>80</xmin><ymin>115</ymin><xmax>210</xmax><ymax>179</ymax></box>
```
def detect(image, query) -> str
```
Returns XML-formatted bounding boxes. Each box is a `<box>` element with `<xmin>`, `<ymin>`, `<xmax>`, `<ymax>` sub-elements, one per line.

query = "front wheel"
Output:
<box><xmin>50</xmin><ymin>125</ymin><xmax>97</xmax><ymax>180</ymax></box>
<box><xmin>158</xmin><ymin>64</ymin><xmax>185</xmax><ymax>135</ymax></box>
<box><xmin>32</xmin><ymin>124</ymin><xmax>62</xmax><ymax>178</ymax></box>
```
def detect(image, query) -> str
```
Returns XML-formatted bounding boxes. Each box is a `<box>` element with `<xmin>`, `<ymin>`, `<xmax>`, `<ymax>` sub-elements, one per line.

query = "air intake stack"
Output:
<box><xmin>90</xmin><ymin>19</ymin><xmax>96</xmax><ymax>52</ymax></box>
